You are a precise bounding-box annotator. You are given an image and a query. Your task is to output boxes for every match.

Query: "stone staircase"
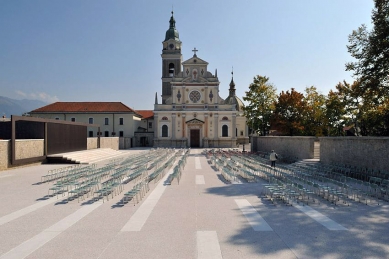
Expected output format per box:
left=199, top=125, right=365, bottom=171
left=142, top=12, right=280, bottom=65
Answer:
left=47, top=148, right=124, bottom=164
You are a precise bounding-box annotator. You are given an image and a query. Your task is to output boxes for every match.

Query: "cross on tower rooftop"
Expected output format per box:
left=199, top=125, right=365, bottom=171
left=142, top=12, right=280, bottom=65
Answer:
left=192, top=47, right=198, bottom=57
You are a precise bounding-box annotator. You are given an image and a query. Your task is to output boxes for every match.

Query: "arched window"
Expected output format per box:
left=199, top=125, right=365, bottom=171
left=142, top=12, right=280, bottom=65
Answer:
left=162, top=125, right=168, bottom=137
left=161, top=116, right=168, bottom=120
left=222, top=125, right=228, bottom=137
left=169, top=63, right=175, bottom=77
left=222, top=116, right=228, bottom=120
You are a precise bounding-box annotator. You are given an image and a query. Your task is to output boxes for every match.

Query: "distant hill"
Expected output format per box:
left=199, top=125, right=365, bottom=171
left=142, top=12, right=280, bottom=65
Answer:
left=0, top=96, right=47, bottom=117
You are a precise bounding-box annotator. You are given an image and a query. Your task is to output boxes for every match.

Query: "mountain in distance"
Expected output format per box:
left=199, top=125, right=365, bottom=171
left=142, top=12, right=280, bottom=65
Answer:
left=0, top=96, right=47, bottom=117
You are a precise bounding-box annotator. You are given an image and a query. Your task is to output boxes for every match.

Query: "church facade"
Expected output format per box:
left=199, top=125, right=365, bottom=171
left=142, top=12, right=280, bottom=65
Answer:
left=153, top=12, right=248, bottom=148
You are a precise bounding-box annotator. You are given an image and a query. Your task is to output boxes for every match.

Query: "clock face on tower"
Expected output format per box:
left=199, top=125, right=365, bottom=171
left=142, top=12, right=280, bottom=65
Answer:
left=189, top=90, right=201, bottom=103
left=169, top=43, right=175, bottom=50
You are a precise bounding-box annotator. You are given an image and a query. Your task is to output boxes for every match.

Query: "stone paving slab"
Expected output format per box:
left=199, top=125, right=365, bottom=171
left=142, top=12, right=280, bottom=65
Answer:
left=1, top=148, right=389, bottom=258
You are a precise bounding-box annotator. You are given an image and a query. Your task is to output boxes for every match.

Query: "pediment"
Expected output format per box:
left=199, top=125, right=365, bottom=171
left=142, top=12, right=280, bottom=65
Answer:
left=182, top=56, right=208, bottom=65
left=182, top=76, right=209, bottom=83
left=186, top=118, right=204, bottom=124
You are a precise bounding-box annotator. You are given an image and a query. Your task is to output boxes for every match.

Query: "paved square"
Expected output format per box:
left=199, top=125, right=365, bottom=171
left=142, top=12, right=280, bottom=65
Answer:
left=1, top=148, right=389, bottom=259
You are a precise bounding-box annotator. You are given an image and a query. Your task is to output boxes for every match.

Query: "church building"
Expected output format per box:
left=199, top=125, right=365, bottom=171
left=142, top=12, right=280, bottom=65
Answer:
left=153, top=12, right=248, bottom=148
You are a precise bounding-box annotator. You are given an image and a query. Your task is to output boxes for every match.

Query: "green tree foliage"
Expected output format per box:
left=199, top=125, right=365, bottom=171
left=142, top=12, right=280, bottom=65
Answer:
left=345, top=0, right=389, bottom=136
left=272, top=88, right=306, bottom=136
left=242, top=1, right=389, bottom=137
left=336, top=81, right=389, bottom=136
left=346, top=0, right=389, bottom=103
left=303, top=86, right=326, bottom=136
left=358, top=100, right=389, bottom=136
left=335, top=81, right=363, bottom=133
left=325, top=90, right=346, bottom=136
left=242, top=76, right=277, bottom=135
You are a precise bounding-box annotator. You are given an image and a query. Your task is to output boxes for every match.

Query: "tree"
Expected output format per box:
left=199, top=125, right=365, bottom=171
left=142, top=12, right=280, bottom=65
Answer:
left=272, top=88, right=306, bottom=136
left=346, top=0, right=389, bottom=103
left=334, top=80, right=389, bottom=136
left=358, top=101, right=389, bottom=136
left=242, top=76, right=277, bottom=135
left=325, top=90, right=346, bottom=136
left=303, top=86, right=326, bottom=136
left=335, top=81, right=363, bottom=135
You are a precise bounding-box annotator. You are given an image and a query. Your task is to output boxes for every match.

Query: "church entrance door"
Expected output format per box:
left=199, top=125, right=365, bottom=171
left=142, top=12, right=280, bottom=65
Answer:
left=140, top=137, right=146, bottom=147
left=190, top=129, right=200, bottom=147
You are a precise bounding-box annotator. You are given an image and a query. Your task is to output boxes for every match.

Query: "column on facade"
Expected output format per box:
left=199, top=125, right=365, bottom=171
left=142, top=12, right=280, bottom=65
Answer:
left=182, top=114, right=186, bottom=138
left=204, top=114, right=208, bottom=138
left=172, top=114, right=176, bottom=139
left=232, top=113, right=237, bottom=139
left=154, top=114, right=159, bottom=138
left=214, top=114, right=218, bottom=140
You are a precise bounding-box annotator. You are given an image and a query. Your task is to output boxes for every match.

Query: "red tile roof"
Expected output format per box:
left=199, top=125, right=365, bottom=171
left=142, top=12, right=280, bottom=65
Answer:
left=31, top=102, right=137, bottom=113
left=136, top=110, right=154, bottom=119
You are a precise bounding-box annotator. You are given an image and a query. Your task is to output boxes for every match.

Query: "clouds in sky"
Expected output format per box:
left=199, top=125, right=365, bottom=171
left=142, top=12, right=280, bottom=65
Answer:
left=15, top=90, right=59, bottom=103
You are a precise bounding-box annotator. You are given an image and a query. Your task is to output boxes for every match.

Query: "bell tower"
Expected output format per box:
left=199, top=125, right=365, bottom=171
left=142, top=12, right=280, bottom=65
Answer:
left=161, top=11, right=182, bottom=104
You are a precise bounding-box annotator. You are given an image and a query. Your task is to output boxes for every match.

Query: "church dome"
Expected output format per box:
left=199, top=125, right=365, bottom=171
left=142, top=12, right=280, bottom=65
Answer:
left=224, top=95, right=244, bottom=111
left=165, top=12, right=180, bottom=41
left=224, top=75, right=244, bottom=111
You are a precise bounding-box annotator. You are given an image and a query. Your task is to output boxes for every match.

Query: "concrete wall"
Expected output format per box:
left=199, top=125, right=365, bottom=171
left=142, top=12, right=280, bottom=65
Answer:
left=1, top=137, right=119, bottom=171
left=251, top=136, right=316, bottom=160
left=0, top=139, right=44, bottom=170
left=320, top=137, right=389, bottom=172
left=15, top=139, right=44, bottom=160
left=87, top=138, right=98, bottom=150
left=87, top=137, right=120, bottom=150
left=119, top=137, right=136, bottom=149
left=0, top=140, right=10, bottom=170
left=100, top=137, right=119, bottom=150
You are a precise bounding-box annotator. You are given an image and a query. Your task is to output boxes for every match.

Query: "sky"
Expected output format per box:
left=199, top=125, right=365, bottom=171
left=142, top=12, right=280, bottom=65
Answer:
left=0, top=0, right=375, bottom=110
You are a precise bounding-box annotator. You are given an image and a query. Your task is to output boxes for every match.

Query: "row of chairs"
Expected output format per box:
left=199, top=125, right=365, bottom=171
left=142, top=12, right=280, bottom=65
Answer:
left=41, top=164, right=98, bottom=183
left=47, top=150, right=149, bottom=202
left=221, top=167, right=237, bottom=182
left=48, top=164, right=104, bottom=198
left=330, top=163, right=389, bottom=182
left=205, top=150, right=239, bottom=183
left=286, top=160, right=387, bottom=205
left=92, top=151, right=167, bottom=203
left=96, top=150, right=160, bottom=205
left=121, top=149, right=181, bottom=206
left=166, top=149, right=190, bottom=185
left=208, top=149, right=386, bottom=206
left=122, top=178, right=150, bottom=205
left=223, top=153, right=342, bottom=205
left=66, top=165, right=115, bottom=202
left=208, top=150, right=304, bottom=203
left=245, top=153, right=385, bottom=206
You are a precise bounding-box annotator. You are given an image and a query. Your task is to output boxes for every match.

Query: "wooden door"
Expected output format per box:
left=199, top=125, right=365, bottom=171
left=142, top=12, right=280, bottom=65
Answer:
left=190, top=129, right=200, bottom=147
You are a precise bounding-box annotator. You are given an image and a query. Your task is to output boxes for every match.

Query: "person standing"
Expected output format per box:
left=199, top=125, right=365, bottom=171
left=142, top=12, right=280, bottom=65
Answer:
left=269, top=150, right=278, bottom=168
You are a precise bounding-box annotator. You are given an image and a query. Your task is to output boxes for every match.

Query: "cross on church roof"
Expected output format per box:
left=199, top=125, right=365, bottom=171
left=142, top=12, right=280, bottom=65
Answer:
left=192, top=47, right=198, bottom=56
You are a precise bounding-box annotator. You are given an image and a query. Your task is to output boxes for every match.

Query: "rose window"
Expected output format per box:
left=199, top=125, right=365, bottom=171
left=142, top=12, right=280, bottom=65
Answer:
left=189, top=90, right=201, bottom=103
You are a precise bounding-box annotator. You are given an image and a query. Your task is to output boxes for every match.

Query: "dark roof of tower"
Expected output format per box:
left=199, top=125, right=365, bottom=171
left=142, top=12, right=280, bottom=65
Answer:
left=224, top=73, right=244, bottom=111
left=165, top=11, right=180, bottom=41
left=229, top=76, right=236, bottom=89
